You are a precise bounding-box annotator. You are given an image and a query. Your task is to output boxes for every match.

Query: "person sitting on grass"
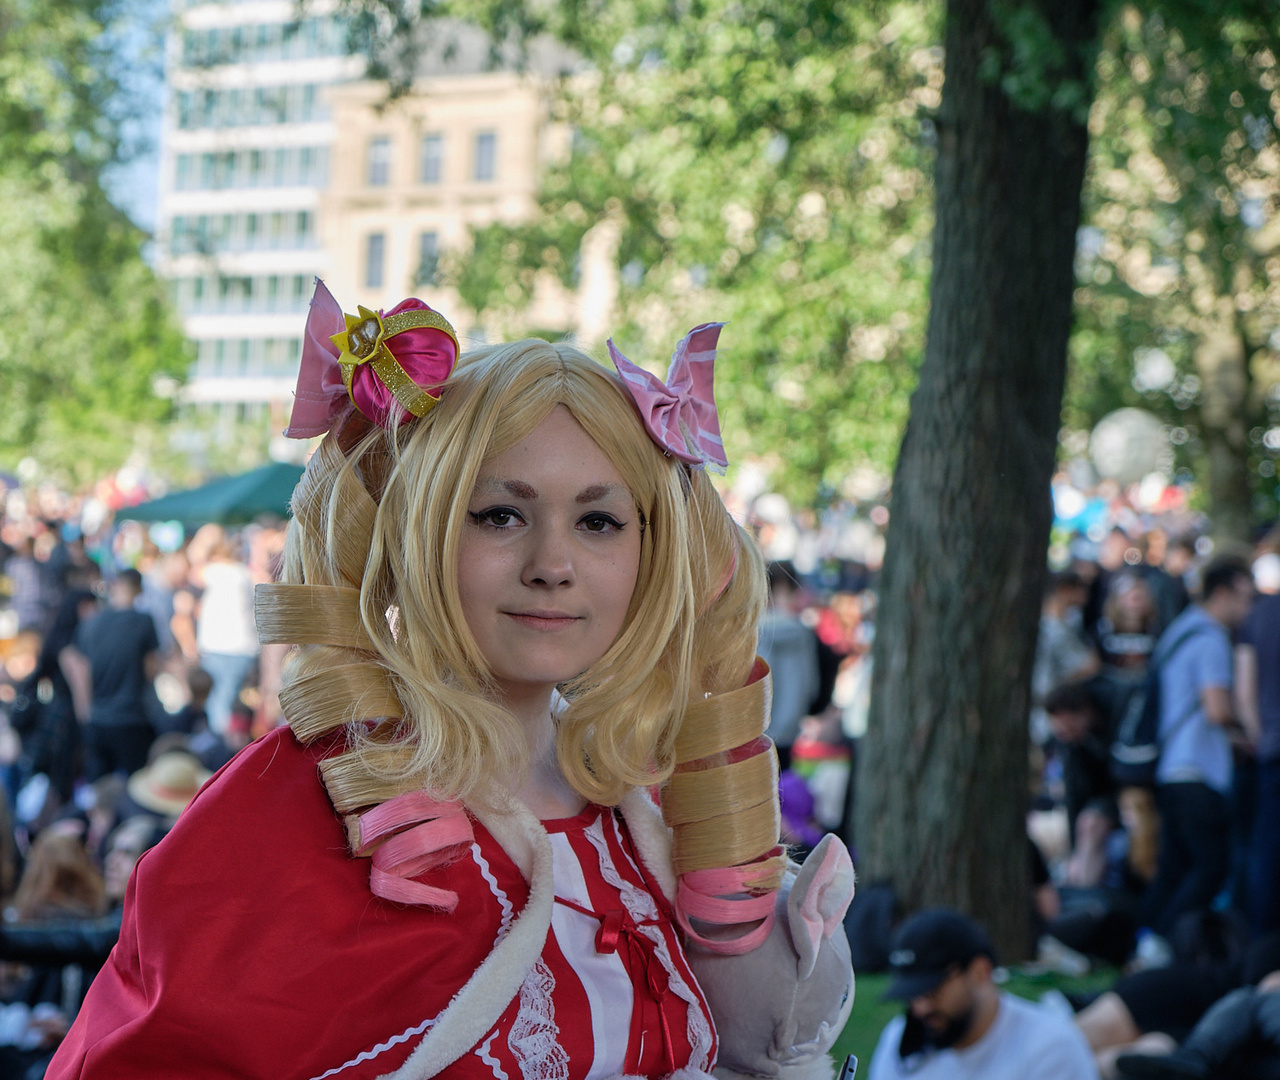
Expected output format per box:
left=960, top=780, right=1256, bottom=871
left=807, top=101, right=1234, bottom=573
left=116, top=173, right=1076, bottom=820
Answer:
left=868, top=908, right=1098, bottom=1080
left=1075, top=932, right=1280, bottom=1078
left=1115, top=966, right=1280, bottom=1078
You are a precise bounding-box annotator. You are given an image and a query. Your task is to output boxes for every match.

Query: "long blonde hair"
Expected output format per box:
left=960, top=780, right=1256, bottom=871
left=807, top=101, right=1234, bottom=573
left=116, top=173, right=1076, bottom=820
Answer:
left=668, top=470, right=780, bottom=886
left=263, top=340, right=696, bottom=812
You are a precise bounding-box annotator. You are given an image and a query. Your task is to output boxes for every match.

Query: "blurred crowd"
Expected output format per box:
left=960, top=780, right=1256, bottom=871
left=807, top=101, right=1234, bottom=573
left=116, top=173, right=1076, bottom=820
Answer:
left=748, top=474, right=1280, bottom=1078
left=0, top=486, right=286, bottom=1076
left=0, top=465, right=1278, bottom=1076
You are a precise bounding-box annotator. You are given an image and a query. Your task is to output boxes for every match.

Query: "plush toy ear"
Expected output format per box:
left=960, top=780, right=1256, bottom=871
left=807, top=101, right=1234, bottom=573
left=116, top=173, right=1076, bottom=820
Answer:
left=787, top=834, right=856, bottom=980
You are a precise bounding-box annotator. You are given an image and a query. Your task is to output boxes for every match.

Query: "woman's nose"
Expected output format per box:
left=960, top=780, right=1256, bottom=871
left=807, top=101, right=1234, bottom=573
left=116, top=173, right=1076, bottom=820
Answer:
left=522, top=523, right=574, bottom=587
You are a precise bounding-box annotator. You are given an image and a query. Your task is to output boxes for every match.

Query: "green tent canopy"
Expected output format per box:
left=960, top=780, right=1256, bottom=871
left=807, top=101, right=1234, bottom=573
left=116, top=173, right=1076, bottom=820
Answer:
left=120, top=462, right=305, bottom=526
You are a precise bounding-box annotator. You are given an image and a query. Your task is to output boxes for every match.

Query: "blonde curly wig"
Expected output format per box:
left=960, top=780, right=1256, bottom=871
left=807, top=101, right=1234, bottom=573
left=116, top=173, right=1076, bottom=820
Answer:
left=256, top=337, right=779, bottom=891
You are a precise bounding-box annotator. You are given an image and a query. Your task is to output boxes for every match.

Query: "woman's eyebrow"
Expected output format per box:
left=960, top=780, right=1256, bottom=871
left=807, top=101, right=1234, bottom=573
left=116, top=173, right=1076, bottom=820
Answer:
left=474, top=477, right=539, bottom=499
left=576, top=483, right=628, bottom=504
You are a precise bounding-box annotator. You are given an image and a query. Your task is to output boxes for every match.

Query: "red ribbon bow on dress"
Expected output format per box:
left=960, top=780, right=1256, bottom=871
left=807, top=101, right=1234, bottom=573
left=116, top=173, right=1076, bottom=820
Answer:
left=557, top=896, right=678, bottom=1074
left=607, top=323, right=729, bottom=470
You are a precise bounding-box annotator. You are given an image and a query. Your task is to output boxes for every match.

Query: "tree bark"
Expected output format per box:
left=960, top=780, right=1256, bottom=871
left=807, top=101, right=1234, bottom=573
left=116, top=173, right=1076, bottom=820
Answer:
left=854, top=0, right=1099, bottom=962
left=1193, top=310, right=1253, bottom=545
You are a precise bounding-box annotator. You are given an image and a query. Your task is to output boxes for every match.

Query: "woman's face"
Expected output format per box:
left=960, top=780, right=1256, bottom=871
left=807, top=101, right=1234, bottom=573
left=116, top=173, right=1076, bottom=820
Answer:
left=457, top=405, right=642, bottom=707
left=104, top=822, right=152, bottom=903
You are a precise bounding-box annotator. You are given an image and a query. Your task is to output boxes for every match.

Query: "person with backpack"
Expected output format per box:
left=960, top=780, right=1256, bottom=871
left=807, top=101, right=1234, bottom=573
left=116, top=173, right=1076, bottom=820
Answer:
left=1141, top=556, right=1255, bottom=947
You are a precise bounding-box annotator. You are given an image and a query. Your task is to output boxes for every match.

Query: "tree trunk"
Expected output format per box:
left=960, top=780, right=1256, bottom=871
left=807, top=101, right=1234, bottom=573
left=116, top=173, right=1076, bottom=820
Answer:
left=854, top=0, right=1099, bottom=963
left=1193, top=308, right=1253, bottom=545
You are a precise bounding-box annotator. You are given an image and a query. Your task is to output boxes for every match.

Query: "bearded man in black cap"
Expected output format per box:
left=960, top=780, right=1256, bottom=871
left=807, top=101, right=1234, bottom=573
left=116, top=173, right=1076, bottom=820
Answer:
left=867, top=908, right=1098, bottom=1080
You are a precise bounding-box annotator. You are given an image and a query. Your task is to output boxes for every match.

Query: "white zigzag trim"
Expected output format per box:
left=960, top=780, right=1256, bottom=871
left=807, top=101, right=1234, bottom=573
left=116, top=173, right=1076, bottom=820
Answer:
left=476, top=1029, right=510, bottom=1080
left=473, top=840, right=515, bottom=940
left=307, top=1015, right=439, bottom=1080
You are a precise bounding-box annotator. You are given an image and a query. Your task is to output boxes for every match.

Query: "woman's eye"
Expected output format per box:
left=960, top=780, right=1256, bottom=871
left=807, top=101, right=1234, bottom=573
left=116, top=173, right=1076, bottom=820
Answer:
left=579, top=513, right=625, bottom=533
left=469, top=507, right=523, bottom=529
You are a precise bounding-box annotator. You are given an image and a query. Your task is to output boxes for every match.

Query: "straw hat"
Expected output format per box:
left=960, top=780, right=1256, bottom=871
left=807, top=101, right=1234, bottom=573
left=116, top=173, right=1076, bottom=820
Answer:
left=127, top=751, right=213, bottom=818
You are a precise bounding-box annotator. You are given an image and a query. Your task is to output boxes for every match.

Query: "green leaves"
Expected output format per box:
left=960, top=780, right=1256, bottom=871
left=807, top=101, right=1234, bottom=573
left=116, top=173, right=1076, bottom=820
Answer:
left=1072, top=2, right=1280, bottom=523
left=0, top=0, right=189, bottom=486
left=344, top=0, right=1280, bottom=516
left=444, top=0, right=939, bottom=504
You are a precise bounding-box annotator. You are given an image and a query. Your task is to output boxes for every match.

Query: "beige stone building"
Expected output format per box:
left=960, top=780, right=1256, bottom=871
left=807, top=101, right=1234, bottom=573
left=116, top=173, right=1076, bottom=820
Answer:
left=320, top=29, right=612, bottom=345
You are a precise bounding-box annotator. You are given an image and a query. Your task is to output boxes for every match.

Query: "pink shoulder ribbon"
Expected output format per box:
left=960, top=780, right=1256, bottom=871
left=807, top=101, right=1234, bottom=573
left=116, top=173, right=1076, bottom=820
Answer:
left=353, top=790, right=474, bottom=911
left=607, top=323, right=729, bottom=470
left=675, top=847, right=784, bottom=955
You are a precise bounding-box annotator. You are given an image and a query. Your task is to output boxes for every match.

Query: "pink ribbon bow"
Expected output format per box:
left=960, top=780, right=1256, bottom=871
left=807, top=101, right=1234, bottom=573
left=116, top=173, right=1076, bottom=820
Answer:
left=607, top=323, right=729, bottom=470
left=284, top=279, right=349, bottom=438
left=284, top=278, right=458, bottom=437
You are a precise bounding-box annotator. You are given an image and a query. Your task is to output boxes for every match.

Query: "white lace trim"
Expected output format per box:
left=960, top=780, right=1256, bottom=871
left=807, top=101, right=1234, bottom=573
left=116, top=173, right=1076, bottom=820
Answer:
left=472, top=840, right=515, bottom=945
left=508, top=959, right=570, bottom=1080
left=583, top=815, right=713, bottom=1071
left=306, top=1014, right=438, bottom=1080
left=476, top=1028, right=510, bottom=1080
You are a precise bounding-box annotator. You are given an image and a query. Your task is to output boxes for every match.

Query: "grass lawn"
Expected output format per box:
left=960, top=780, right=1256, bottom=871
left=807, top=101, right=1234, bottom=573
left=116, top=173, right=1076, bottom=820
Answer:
left=828, top=965, right=1120, bottom=1074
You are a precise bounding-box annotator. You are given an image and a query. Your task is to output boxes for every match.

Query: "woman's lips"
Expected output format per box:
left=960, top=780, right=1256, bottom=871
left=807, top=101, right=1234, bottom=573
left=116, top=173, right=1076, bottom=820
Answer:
left=505, top=612, right=582, bottom=630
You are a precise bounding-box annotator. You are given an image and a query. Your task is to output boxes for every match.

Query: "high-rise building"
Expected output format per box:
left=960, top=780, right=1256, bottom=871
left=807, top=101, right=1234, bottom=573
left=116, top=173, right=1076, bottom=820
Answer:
left=157, top=8, right=595, bottom=455
left=156, top=0, right=361, bottom=446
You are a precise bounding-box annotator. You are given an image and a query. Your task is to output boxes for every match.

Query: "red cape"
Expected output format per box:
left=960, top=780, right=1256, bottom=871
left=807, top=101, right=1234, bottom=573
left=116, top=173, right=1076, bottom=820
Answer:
left=49, top=727, right=530, bottom=1079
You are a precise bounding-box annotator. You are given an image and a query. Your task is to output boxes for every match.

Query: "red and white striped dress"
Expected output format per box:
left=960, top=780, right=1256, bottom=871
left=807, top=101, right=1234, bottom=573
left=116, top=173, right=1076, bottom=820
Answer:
left=49, top=728, right=717, bottom=1080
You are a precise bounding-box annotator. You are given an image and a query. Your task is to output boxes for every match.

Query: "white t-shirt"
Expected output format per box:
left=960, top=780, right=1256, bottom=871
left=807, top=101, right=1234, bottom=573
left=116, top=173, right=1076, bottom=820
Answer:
left=195, top=560, right=259, bottom=656
left=867, top=992, right=1099, bottom=1080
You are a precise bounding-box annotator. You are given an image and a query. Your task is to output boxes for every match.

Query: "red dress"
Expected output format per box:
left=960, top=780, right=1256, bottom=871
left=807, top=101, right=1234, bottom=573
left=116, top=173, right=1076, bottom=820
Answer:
left=48, top=728, right=716, bottom=1080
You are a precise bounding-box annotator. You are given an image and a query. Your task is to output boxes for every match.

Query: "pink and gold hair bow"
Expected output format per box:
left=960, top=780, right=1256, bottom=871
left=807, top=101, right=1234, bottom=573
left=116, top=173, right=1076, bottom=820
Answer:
left=285, top=279, right=460, bottom=437
left=607, top=323, right=729, bottom=470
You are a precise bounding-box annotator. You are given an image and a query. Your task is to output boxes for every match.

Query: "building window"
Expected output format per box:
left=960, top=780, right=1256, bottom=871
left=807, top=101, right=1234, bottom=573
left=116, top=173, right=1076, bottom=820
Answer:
left=367, top=137, right=391, bottom=186
left=474, top=131, right=496, bottom=181
left=420, top=133, right=443, bottom=184
left=366, top=233, right=385, bottom=288
left=416, top=231, right=439, bottom=285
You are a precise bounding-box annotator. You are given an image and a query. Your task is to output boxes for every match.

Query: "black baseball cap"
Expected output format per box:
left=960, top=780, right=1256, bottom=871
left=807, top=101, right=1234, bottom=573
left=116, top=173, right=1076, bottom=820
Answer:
left=882, top=908, right=995, bottom=1001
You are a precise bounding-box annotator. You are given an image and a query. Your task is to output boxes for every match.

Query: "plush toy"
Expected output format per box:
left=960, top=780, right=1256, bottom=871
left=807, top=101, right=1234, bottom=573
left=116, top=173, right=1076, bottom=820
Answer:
left=688, top=834, right=857, bottom=1080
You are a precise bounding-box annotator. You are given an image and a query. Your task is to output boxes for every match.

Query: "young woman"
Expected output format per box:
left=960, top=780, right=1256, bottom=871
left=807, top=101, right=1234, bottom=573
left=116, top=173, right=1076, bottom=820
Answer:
left=47, top=284, right=787, bottom=1079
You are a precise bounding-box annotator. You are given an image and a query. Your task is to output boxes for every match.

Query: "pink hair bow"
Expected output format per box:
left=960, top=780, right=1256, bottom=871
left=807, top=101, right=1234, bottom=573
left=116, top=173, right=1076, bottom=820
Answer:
left=285, top=279, right=349, bottom=438
left=285, top=278, right=459, bottom=438
left=607, top=323, right=729, bottom=470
